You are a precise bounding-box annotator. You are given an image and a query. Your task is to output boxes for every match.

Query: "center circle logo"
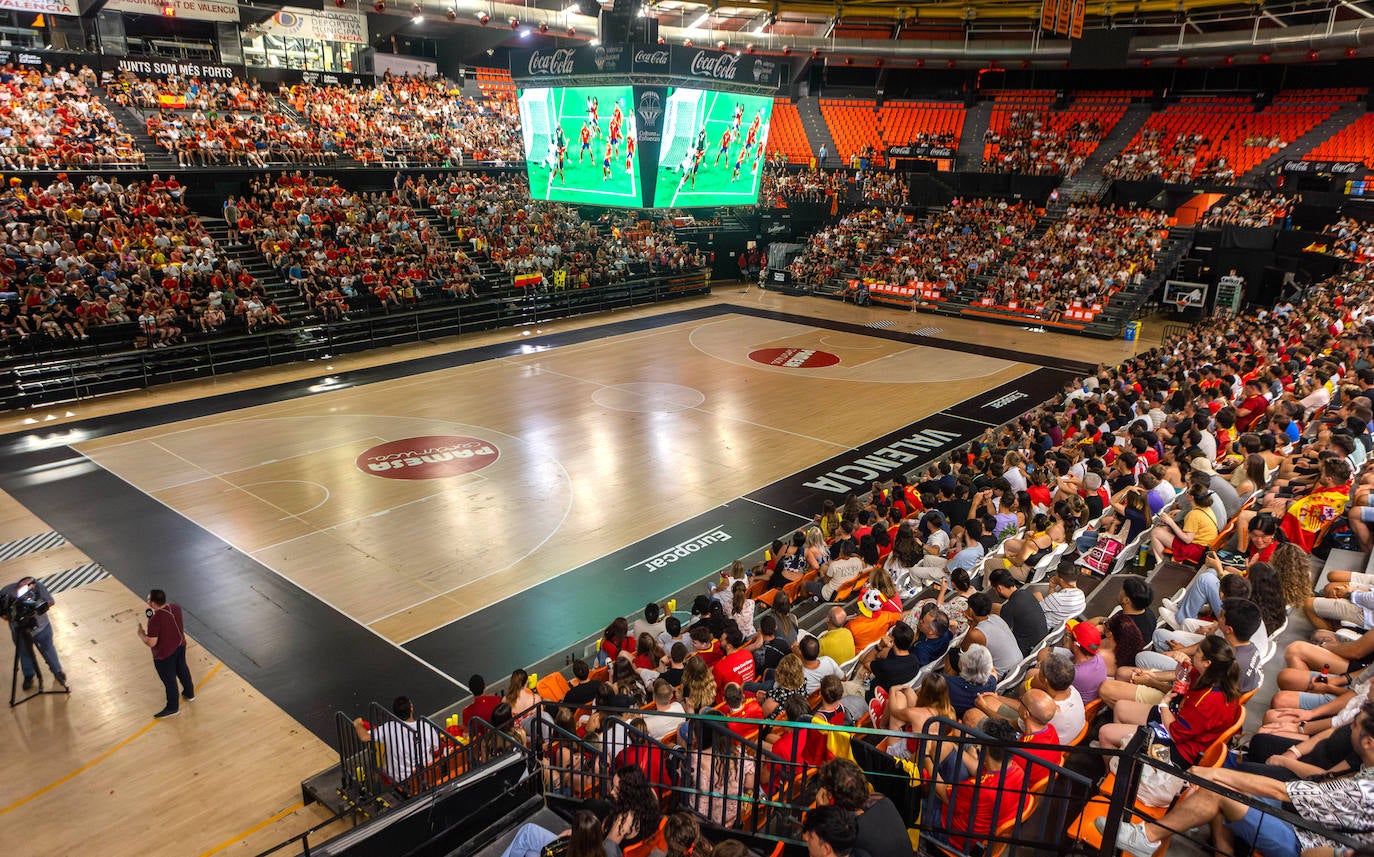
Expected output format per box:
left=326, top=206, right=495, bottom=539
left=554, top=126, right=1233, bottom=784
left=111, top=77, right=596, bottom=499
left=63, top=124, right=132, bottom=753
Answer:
left=355, top=435, right=500, bottom=480
left=747, top=347, right=841, bottom=369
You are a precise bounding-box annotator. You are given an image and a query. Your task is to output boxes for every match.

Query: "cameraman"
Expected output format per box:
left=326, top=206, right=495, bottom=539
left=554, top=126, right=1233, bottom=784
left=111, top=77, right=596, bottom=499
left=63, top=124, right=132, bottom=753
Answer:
left=1, top=575, right=66, bottom=690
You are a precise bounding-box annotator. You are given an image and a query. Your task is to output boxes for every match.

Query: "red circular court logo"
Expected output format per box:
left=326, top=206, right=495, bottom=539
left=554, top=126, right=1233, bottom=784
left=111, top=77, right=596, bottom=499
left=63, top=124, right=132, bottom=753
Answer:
left=355, top=435, right=500, bottom=480
left=748, top=347, right=841, bottom=369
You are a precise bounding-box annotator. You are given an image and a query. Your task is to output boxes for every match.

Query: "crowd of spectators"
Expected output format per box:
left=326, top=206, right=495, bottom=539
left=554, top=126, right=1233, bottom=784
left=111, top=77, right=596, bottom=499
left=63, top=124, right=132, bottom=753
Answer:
left=147, top=107, right=335, bottom=167
left=288, top=73, right=522, bottom=165
left=758, top=167, right=908, bottom=208
left=107, top=72, right=271, bottom=113
left=0, top=174, right=274, bottom=347
left=1198, top=191, right=1300, bottom=229
left=0, top=63, right=144, bottom=170
left=236, top=171, right=473, bottom=316
left=981, top=111, right=1111, bottom=177
left=785, top=199, right=1038, bottom=292
left=440, top=207, right=1374, bottom=855
left=1104, top=129, right=1237, bottom=184
left=979, top=203, right=1169, bottom=314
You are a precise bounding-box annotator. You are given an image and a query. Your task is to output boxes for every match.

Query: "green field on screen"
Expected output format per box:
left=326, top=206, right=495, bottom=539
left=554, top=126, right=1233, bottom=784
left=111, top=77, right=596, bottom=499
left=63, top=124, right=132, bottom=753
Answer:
left=651, top=88, right=773, bottom=209
left=518, top=84, right=643, bottom=207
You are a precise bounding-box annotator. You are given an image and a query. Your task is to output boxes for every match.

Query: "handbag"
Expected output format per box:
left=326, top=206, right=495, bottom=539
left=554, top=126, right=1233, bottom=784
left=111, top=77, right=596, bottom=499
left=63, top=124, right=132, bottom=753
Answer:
left=539, top=836, right=570, bottom=857
left=1079, top=534, right=1123, bottom=575
left=1109, top=730, right=1186, bottom=808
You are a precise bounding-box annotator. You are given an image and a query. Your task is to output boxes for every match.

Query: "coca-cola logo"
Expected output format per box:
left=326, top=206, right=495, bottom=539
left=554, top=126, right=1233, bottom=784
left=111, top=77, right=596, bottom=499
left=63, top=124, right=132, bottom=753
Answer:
left=688, top=51, right=741, bottom=80
left=634, top=49, right=669, bottom=65
left=528, top=49, right=576, bottom=76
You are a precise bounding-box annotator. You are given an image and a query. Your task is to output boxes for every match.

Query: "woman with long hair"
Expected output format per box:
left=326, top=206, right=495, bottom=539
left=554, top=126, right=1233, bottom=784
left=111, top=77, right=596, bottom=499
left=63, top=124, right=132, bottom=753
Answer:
left=690, top=727, right=756, bottom=828
left=885, top=671, right=955, bottom=733
left=803, top=527, right=830, bottom=576
left=726, top=580, right=755, bottom=638
left=1001, top=512, right=1056, bottom=582
left=677, top=656, right=717, bottom=748
left=884, top=522, right=923, bottom=592
left=504, top=668, right=539, bottom=720
left=1270, top=542, right=1313, bottom=609
left=1100, top=635, right=1242, bottom=766
left=612, top=657, right=649, bottom=706
left=1102, top=609, right=1146, bottom=674
left=760, top=653, right=808, bottom=717
left=1230, top=452, right=1270, bottom=498
left=816, top=499, right=841, bottom=542
left=633, top=632, right=664, bottom=671
left=866, top=564, right=900, bottom=608
left=770, top=591, right=799, bottom=644
left=1244, top=562, right=1289, bottom=636
left=857, top=533, right=881, bottom=567
left=599, top=617, right=630, bottom=666
left=657, top=812, right=716, bottom=857
left=601, top=765, right=662, bottom=849
left=499, top=808, right=614, bottom=857
left=766, top=531, right=807, bottom=590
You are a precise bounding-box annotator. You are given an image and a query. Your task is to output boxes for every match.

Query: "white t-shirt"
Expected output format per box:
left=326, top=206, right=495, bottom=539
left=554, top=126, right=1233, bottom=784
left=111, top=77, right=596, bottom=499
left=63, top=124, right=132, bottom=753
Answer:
left=1050, top=686, right=1086, bottom=740
left=372, top=719, right=442, bottom=783
left=803, top=656, right=844, bottom=693
left=639, top=701, right=686, bottom=737
left=1003, top=467, right=1028, bottom=494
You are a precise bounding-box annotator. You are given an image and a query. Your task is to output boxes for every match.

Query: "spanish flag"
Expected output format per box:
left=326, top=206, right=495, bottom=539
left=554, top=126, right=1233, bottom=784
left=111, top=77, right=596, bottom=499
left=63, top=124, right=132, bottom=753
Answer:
left=158, top=94, right=186, bottom=109
left=513, top=272, right=542, bottom=289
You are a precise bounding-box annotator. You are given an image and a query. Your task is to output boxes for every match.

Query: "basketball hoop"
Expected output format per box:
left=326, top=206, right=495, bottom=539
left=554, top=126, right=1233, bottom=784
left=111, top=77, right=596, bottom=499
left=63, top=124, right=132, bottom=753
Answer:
left=1175, top=297, right=1190, bottom=314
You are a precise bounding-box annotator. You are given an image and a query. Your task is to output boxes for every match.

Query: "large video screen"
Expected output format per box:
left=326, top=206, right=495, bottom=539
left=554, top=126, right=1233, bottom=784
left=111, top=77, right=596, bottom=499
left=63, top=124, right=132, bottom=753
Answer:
left=651, top=88, right=774, bottom=208
left=518, top=85, right=644, bottom=207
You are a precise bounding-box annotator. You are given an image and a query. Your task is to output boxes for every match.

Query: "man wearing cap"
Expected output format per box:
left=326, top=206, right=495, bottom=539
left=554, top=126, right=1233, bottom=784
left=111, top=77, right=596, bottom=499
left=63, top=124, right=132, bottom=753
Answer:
left=1062, top=620, right=1107, bottom=703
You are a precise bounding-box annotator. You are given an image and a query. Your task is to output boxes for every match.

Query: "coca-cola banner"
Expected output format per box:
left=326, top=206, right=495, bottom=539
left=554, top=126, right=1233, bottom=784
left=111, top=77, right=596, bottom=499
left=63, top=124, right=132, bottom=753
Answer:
left=669, top=46, right=783, bottom=89
left=510, top=45, right=781, bottom=89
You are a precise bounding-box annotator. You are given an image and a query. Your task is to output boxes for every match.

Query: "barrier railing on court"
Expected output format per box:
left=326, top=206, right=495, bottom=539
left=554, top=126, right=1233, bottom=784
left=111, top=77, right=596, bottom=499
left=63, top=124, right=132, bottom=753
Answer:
left=334, top=706, right=530, bottom=816
left=521, top=702, right=1369, bottom=857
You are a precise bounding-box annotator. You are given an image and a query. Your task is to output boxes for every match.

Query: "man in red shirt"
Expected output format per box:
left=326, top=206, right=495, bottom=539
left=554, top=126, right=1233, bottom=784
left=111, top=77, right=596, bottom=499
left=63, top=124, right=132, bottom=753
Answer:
left=461, top=674, right=501, bottom=730
left=712, top=627, right=756, bottom=702
left=1015, top=689, right=1062, bottom=787
left=135, top=588, right=195, bottom=718
left=689, top=624, right=723, bottom=667
left=1235, top=379, right=1271, bottom=432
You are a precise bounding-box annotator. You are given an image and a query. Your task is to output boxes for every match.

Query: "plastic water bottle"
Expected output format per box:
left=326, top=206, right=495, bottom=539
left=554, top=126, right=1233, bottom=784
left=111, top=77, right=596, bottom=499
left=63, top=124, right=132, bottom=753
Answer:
left=1169, top=661, right=1194, bottom=712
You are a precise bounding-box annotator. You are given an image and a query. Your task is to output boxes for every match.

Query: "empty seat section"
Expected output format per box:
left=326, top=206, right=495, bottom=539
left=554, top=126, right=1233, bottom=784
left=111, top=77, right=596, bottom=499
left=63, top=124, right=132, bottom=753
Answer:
left=1306, top=112, right=1374, bottom=167
left=764, top=99, right=814, bottom=164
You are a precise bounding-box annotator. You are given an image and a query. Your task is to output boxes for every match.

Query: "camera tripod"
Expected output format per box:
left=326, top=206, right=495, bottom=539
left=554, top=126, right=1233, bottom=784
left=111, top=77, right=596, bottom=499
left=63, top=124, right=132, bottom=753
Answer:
left=9, top=625, right=70, bottom=707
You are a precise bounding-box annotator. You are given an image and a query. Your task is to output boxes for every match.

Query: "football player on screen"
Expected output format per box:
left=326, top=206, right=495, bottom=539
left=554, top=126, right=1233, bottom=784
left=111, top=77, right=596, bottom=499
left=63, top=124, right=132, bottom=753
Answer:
left=579, top=122, right=592, bottom=163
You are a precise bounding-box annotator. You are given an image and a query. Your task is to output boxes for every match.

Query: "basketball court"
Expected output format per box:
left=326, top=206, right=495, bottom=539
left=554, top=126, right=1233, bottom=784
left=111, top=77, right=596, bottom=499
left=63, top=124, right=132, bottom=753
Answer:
left=0, top=293, right=1131, bottom=857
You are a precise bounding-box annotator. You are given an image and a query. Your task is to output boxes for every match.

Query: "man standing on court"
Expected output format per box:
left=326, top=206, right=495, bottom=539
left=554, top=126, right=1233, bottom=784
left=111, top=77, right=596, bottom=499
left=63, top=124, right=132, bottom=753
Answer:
left=137, top=589, right=195, bottom=718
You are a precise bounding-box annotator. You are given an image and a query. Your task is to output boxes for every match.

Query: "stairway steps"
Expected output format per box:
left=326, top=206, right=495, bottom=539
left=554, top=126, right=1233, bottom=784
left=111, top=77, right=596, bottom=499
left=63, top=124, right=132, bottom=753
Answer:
left=1242, top=102, right=1368, bottom=184
left=958, top=101, right=993, bottom=172
left=796, top=96, right=838, bottom=168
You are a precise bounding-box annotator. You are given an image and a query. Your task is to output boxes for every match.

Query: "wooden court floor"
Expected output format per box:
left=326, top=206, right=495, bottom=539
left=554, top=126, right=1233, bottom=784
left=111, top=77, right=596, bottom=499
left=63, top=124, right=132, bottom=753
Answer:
left=0, top=292, right=1149, bottom=857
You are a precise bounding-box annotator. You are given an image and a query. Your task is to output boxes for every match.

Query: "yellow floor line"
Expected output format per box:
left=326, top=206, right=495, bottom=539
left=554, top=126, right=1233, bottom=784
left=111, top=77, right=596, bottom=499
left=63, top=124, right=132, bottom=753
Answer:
left=0, top=661, right=224, bottom=816
left=194, top=801, right=306, bottom=857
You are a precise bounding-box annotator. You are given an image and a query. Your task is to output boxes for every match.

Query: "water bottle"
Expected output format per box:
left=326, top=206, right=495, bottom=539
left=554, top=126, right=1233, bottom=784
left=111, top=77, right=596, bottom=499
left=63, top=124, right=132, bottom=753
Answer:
left=1136, top=540, right=1149, bottom=569
left=1169, top=661, right=1193, bottom=713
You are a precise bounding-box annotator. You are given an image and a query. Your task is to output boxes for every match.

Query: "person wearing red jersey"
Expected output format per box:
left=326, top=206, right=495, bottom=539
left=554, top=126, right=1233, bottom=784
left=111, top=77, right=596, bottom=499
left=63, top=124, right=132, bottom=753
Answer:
left=714, top=127, right=733, bottom=165
left=711, top=627, right=756, bottom=703
left=602, top=141, right=614, bottom=180
left=624, top=134, right=636, bottom=174
left=578, top=122, right=592, bottom=162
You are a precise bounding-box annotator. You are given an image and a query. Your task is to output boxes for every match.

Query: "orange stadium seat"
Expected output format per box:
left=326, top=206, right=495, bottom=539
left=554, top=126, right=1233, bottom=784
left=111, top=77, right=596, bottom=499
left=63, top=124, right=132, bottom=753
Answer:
left=765, top=99, right=815, bottom=164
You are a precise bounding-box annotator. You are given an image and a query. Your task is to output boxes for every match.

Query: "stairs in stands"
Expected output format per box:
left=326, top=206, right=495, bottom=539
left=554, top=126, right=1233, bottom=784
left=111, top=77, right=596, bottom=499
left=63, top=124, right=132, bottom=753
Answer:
left=411, top=206, right=509, bottom=294
left=1047, top=103, right=1153, bottom=212
left=1242, top=101, right=1367, bottom=185
left=795, top=96, right=838, bottom=168
left=199, top=217, right=312, bottom=322
left=956, top=100, right=993, bottom=171
left=99, top=95, right=178, bottom=171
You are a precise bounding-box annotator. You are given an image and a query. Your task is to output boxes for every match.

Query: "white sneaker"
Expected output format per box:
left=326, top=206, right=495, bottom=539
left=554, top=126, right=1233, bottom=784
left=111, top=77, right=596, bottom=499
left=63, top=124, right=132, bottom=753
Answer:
left=1093, top=818, right=1161, bottom=857
left=1161, top=596, right=1178, bottom=612
left=1158, top=607, right=1178, bottom=630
